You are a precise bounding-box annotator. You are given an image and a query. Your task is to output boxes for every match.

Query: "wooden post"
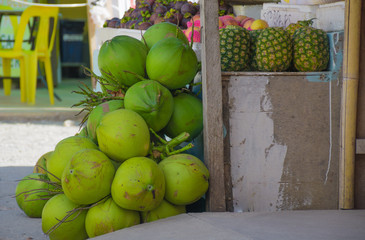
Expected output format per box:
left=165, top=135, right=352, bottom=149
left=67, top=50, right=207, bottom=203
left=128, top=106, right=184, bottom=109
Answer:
left=339, top=0, right=362, bottom=209
left=200, top=0, right=226, bottom=212
left=86, top=4, right=97, bottom=89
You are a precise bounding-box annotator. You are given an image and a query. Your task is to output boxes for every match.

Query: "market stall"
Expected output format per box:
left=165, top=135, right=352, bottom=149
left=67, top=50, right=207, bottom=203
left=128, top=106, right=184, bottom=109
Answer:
left=13, top=0, right=365, bottom=239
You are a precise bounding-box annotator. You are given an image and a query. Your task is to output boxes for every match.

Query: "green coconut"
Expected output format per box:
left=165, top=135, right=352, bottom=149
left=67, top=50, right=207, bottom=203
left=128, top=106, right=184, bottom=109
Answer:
left=163, top=93, right=203, bottom=141
left=141, top=199, right=186, bottom=223
left=33, top=151, right=53, bottom=174
left=142, top=22, right=189, bottom=50
left=124, top=80, right=174, bottom=132
left=85, top=197, right=140, bottom=238
left=61, top=149, right=115, bottom=205
left=146, top=37, right=198, bottom=90
left=76, top=126, right=88, bottom=138
left=159, top=154, right=209, bottom=205
left=111, top=157, right=165, bottom=211
left=42, top=194, right=88, bottom=240
left=87, top=100, right=124, bottom=143
left=15, top=173, right=54, bottom=218
left=98, top=35, right=148, bottom=88
left=46, top=136, right=99, bottom=182
left=96, top=109, right=150, bottom=162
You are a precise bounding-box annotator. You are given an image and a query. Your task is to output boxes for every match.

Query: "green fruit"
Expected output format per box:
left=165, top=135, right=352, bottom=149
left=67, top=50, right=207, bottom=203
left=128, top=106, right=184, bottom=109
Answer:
left=249, top=29, right=263, bottom=71
left=15, top=173, right=53, bottom=218
left=76, top=127, right=88, bottom=137
left=98, top=35, right=148, bottom=88
left=124, top=80, right=174, bottom=132
left=293, top=26, right=329, bottom=72
left=85, top=197, right=140, bottom=238
left=286, top=18, right=315, bottom=37
left=219, top=25, right=250, bottom=71
left=159, top=154, right=209, bottom=205
left=62, top=149, right=115, bottom=205
left=142, top=22, right=189, bottom=50
left=87, top=100, right=124, bottom=143
left=46, top=136, right=98, bottom=182
left=163, top=93, right=203, bottom=141
left=146, top=37, right=198, bottom=90
left=256, top=27, right=292, bottom=72
left=96, top=109, right=150, bottom=162
left=111, top=157, right=165, bottom=211
left=141, top=199, right=186, bottom=223
left=42, top=194, right=88, bottom=240
left=33, top=151, right=53, bottom=174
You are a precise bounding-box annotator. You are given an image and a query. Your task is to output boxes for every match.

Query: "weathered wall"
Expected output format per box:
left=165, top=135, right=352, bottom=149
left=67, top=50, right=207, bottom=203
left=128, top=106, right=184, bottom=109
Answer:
left=224, top=32, right=343, bottom=212
left=225, top=73, right=342, bottom=212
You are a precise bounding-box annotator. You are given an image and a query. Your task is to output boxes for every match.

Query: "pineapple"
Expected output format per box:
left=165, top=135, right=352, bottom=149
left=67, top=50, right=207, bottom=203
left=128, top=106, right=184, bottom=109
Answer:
left=249, top=29, right=262, bottom=71
left=286, top=18, right=315, bottom=37
left=219, top=25, right=250, bottom=72
left=256, top=27, right=292, bottom=72
left=292, top=26, right=329, bottom=72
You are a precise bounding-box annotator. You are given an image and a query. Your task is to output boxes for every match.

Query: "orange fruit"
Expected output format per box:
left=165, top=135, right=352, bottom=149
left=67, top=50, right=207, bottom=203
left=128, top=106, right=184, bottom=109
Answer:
left=250, top=19, right=269, bottom=30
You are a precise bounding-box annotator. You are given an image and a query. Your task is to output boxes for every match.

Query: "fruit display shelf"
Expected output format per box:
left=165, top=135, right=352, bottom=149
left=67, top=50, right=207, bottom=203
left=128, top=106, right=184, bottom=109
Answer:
left=220, top=30, right=343, bottom=212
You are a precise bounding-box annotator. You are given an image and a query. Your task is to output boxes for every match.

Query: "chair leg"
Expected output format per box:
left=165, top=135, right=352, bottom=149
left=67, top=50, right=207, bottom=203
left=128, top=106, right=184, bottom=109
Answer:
left=24, top=53, right=38, bottom=105
left=19, top=58, right=27, bottom=103
left=43, top=58, right=54, bottom=105
left=2, top=59, right=12, bottom=96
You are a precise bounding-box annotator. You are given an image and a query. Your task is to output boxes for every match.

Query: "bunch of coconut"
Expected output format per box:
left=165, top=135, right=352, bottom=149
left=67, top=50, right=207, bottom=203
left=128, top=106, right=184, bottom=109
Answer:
left=15, top=22, right=209, bottom=239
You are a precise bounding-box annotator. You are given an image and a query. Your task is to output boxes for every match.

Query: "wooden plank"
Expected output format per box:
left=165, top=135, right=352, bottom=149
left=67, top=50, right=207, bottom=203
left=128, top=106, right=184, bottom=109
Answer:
left=200, top=0, right=226, bottom=212
left=222, top=80, right=234, bottom=212
left=355, top=1, right=365, bottom=208
left=356, top=139, right=365, bottom=154
left=355, top=156, right=365, bottom=208
left=86, top=5, right=97, bottom=89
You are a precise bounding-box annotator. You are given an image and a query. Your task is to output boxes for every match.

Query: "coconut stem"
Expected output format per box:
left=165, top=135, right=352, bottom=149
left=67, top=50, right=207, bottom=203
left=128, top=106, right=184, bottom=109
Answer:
left=71, top=79, right=125, bottom=127
left=168, top=143, right=194, bottom=155
left=46, top=195, right=110, bottom=235
left=122, top=70, right=149, bottom=82
left=149, top=129, right=193, bottom=162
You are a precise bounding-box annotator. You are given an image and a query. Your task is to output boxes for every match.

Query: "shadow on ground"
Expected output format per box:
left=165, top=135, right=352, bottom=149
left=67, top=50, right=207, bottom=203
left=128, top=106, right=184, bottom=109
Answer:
left=0, top=166, right=47, bottom=240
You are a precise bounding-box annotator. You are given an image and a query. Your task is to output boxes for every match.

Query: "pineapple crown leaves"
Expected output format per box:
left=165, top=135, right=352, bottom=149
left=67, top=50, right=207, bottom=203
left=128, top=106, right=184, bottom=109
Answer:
left=298, top=18, right=316, bottom=27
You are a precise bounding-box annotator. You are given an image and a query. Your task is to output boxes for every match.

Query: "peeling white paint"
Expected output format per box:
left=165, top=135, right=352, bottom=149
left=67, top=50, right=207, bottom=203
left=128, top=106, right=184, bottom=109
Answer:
left=229, top=76, right=287, bottom=212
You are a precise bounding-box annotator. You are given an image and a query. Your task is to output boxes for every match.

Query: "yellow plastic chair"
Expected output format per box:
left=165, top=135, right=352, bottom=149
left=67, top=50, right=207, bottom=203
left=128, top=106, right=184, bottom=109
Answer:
left=0, top=5, right=19, bottom=42
left=0, top=5, right=19, bottom=95
left=0, top=6, right=59, bottom=104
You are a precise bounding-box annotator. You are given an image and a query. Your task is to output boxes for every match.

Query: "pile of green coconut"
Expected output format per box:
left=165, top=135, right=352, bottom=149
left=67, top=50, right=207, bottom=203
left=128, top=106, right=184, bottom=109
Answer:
left=15, top=22, right=208, bottom=239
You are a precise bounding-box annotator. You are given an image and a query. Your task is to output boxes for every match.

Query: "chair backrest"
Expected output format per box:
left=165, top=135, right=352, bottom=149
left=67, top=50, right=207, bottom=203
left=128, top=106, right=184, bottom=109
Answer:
left=0, top=5, right=19, bottom=48
left=13, top=6, right=59, bottom=56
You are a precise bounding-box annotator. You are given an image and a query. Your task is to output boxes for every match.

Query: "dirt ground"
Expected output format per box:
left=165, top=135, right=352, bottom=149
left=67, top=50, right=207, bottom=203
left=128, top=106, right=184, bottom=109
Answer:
left=0, top=121, right=80, bottom=167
